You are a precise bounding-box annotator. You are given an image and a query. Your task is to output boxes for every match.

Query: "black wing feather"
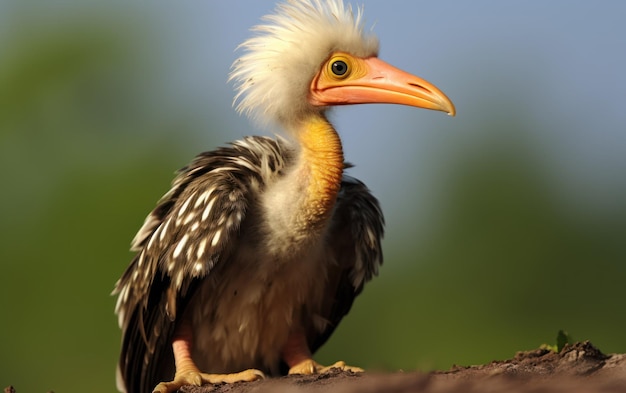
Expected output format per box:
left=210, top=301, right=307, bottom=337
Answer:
left=114, top=136, right=287, bottom=393
left=310, top=175, right=384, bottom=354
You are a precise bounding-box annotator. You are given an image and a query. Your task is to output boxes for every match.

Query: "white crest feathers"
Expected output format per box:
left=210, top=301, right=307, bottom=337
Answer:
left=229, top=0, right=379, bottom=127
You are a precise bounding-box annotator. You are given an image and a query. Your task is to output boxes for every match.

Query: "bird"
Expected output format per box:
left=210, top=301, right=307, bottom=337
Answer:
left=113, top=1, right=455, bottom=392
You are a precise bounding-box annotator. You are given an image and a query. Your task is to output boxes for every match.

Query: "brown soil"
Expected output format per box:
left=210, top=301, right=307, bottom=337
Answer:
left=5, top=341, right=626, bottom=393
left=179, top=341, right=626, bottom=393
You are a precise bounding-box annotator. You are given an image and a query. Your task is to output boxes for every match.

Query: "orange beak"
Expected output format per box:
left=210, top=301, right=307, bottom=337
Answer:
left=309, top=55, right=455, bottom=116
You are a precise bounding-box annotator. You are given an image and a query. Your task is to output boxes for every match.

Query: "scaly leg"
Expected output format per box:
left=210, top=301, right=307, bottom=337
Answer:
left=153, top=320, right=265, bottom=393
left=281, top=329, right=363, bottom=375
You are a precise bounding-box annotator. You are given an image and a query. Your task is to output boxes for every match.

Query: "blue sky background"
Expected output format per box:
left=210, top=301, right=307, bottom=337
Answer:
left=131, top=1, right=626, bottom=244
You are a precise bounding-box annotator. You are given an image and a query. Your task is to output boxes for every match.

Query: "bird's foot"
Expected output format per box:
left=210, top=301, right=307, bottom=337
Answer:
left=288, top=359, right=363, bottom=375
left=153, top=368, right=265, bottom=393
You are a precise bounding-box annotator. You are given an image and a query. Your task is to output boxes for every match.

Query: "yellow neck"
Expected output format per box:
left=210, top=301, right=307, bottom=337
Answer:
left=296, top=114, right=344, bottom=227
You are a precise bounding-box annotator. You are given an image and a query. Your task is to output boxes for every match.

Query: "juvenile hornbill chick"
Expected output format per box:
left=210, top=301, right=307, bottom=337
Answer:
left=114, top=1, right=455, bottom=392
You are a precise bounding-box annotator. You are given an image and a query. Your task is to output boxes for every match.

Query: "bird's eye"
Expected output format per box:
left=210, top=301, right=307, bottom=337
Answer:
left=331, top=60, right=348, bottom=76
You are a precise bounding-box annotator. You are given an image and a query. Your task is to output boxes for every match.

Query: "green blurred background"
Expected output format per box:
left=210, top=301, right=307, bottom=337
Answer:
left=1, top=1, right=625, bottom=392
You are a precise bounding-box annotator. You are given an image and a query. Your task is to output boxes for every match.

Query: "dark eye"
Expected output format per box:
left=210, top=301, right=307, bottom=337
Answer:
left=331, top=60, right=348, bottom=76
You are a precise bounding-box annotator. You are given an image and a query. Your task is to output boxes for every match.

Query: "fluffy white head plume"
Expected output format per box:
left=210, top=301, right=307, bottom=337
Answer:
left=229, top=0, right=379, bottom=127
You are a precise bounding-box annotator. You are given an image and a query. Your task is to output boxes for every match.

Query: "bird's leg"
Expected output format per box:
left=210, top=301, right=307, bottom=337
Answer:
left=153, top=320, right=265, bottom=393
left=281, top=329, right=363, bottom=375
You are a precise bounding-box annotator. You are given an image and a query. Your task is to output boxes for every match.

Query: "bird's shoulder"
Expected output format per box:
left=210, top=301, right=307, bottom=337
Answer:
left=133, top=135, right=292, bottom=253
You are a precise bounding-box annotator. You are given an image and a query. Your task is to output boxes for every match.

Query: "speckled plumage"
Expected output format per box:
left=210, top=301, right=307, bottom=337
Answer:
left=114, top=135, right=384, bottom=392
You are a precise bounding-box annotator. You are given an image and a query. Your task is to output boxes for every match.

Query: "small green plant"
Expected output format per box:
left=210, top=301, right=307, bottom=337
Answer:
left=541, top=330, right=574, bottom=352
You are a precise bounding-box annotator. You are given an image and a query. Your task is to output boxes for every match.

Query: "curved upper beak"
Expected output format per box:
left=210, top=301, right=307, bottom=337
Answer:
left=310, top=57, right=455, bottom=116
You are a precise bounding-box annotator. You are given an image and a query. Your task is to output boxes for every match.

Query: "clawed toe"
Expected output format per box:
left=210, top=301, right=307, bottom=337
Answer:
left=153, top=369, right=265, bottom=393
left=288, top=359, right=363, bottom=375
left=205, top=368, right=265, bottom=384
left=320, top=360, right=363, bottom=373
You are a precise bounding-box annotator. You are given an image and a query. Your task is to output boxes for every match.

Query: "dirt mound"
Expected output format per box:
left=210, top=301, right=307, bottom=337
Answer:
left=5, top=342, right=626, bottom=393
left=181, top=342, right=626, bottom=393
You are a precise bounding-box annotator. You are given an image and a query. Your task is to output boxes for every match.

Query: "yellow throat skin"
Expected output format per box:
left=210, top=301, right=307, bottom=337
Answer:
left=296, top=114, right=345, bottom=227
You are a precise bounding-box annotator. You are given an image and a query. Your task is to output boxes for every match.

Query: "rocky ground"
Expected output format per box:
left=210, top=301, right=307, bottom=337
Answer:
left=5, top=341, right=626, bottom=393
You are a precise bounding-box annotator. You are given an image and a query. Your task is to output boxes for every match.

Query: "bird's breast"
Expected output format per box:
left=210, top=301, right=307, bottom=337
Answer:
left=189, top=232, right=331, bottom=374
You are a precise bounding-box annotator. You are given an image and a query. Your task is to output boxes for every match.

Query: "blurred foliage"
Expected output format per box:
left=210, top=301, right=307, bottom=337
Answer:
left=1, top=2, right=625, bottom=393
left=318, top=120, right=626, bottom=370
left=0, top=4, right=206, bottom=393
